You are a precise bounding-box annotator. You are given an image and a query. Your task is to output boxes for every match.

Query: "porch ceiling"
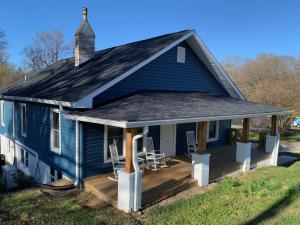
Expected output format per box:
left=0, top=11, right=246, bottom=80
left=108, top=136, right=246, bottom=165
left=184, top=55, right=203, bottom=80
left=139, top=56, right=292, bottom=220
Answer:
left=66, top=92, right=292, bottom=128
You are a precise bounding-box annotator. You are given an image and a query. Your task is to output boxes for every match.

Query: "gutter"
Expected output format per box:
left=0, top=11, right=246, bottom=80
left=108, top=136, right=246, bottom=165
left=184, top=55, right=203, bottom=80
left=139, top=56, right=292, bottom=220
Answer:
left=132, top=126, right=148, bottom=212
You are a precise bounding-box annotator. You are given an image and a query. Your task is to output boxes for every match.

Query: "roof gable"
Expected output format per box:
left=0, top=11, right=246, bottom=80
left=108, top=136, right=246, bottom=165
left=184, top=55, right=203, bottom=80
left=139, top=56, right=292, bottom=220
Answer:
left=93, top=41, right=229, bottom=105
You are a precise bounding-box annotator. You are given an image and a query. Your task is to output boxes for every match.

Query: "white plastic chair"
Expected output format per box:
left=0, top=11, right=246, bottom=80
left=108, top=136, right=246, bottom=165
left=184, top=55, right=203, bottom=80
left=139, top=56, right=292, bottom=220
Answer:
left=109, top=143, right=124, bottom=180
left=146, top=137, right=167, bottom=171
left=186, top=130, right=198, bottom=157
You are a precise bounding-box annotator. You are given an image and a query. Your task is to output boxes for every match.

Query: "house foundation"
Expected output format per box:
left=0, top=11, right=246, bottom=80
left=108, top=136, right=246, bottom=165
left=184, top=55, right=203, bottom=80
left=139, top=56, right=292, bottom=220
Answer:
left=191, top=153, right=211, bottom=187
left=117, top=169, right=142, bottom=213
left=265, top=134, right=279, bottom=166
left=236, top=142, right=251, bottom=172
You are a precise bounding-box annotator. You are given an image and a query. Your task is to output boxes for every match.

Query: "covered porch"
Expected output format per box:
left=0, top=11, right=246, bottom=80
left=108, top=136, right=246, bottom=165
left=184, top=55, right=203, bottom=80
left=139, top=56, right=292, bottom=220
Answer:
left=83, top=145, right=271, bottom=209
left=67, top=92, right=291, bottom=212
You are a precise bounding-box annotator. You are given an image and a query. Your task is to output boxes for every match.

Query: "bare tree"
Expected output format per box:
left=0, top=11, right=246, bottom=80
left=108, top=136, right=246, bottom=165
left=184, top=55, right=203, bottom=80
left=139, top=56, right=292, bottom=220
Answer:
left=0, top=30, right=8, bottom=64
left=0, top=64, right=24, bottom=87
left=223, top=53, right=300, bottom=132
left=23, top=30, right=71, bottom=72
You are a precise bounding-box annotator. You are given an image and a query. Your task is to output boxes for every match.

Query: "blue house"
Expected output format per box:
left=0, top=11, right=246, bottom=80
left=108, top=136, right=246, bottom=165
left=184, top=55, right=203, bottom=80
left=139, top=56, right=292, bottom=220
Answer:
left=0, top=7, right=290, bottom=212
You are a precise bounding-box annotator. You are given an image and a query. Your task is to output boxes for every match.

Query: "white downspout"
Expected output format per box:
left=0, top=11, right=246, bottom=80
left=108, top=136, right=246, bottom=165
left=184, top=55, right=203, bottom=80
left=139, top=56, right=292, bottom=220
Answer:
left=12, top=101, right=15, bottom=140
left=75, top=120, right=80, bottom=186
left=132, top=126, right=148, bottom=212
left=12, top=100, right=16, bottom=166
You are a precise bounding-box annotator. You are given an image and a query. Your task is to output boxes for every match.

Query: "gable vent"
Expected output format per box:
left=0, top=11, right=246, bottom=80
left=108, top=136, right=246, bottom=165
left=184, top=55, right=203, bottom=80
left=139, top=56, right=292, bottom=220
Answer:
left=177, top=46, right=186, bottom=63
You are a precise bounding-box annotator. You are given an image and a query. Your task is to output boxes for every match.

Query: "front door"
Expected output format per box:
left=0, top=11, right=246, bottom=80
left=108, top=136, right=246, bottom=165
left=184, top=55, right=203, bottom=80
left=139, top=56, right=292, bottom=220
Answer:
left=160, top=125, right=176, bottom=156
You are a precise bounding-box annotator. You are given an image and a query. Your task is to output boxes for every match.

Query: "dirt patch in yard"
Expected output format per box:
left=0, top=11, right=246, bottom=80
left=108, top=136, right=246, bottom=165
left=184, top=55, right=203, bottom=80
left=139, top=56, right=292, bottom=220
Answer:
left=40, top=185, right=110, bottom=209
left=76, top=191, right=110, bottom=209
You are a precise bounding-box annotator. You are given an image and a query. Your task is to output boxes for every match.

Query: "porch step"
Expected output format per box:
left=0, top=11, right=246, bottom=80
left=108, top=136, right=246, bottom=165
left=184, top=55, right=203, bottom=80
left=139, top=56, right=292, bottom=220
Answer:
left=84, top=175, right=118, bottom=207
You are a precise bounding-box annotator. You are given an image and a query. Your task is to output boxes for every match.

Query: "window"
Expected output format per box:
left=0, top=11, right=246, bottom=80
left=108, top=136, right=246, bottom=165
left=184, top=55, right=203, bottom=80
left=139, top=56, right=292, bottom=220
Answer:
left=21, top=148, right=29, bottom=167
left=0, top=100, right=5, bottom=126
left=177, top=46, right=186, bottom=63
left=207, top=121, right=219, bottom=142
left=50, top=167, right=62, bottom=182
left=21, top=103, right=27, bottom=137
left=104, top=126, right=146, bottom=162
left=51, top=109, right=61, bottom=154
left=104, top=126, right=125, bottom=161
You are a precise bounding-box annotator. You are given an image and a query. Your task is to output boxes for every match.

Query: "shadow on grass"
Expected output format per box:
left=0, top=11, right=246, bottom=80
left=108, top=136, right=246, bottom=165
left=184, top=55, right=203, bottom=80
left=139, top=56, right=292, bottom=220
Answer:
left=243, top=184, right=300, bottom=225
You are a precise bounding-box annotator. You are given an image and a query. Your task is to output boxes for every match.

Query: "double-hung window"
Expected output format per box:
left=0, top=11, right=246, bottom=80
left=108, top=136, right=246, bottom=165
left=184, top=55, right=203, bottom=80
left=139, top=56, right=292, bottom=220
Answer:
left=207, top=121, right=219, bottom=142
left=104, top=126, right=125, bottom=162
left=51, top=109, right=61, bottom=154
left=1, top=100, right=5, bottom=126
left=104, top=126, right=146, bottom=162
left=21, top=103, right=27, bottom=137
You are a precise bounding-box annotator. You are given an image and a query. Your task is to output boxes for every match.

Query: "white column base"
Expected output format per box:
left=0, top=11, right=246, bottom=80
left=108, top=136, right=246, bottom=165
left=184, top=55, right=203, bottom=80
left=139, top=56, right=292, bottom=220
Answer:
left=191, top=153, right=211, bottom=187
left=236, top=142, right=252, bottom=172
left=265, top=134, right=280, bottom=166
left=117, top=169, right=142, bottom=213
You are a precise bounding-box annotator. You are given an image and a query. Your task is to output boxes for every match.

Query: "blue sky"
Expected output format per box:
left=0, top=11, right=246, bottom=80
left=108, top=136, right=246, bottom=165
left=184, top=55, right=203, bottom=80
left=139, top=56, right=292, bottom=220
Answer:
left=1, top=0, right=300, bottom=66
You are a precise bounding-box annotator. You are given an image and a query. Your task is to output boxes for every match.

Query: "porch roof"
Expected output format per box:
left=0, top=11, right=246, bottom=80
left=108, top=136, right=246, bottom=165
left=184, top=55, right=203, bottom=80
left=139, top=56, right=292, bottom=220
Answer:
left=66, top=92, right=292, bottom=128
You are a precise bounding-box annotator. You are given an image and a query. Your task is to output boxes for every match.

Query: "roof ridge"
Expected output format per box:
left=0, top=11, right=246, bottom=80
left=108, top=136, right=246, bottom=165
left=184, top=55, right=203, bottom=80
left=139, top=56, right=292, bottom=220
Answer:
left=94, top=29, right=191, bottom=54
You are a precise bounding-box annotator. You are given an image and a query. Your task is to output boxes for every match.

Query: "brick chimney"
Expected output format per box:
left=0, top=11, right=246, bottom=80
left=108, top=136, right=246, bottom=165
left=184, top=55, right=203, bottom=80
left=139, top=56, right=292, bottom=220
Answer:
left=75, top=7, right=95, bottom=66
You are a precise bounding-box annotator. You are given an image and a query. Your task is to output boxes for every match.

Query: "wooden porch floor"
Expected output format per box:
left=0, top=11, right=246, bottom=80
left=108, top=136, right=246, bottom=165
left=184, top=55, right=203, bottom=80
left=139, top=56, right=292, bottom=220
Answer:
left=84, top=146, right=271, bottom=208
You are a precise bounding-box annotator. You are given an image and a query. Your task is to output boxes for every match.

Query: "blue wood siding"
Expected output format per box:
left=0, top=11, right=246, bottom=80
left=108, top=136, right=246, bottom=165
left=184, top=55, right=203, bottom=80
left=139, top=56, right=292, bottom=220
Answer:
left=82, top=122, right=111, bottom=178
left=176, top=120, right=231, bottom=155
left=93, top=41, right=228, bottom=105
left=14, top=102, right=76, bottom=180
left=176, top=123, right=196, bottom=155
left=0, top=101, right=13, bottom=139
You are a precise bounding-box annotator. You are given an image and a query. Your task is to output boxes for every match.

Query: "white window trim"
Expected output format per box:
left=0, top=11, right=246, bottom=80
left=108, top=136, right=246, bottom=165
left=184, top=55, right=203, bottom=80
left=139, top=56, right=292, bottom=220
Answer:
left=50, top=108, right=61, bottom=155
left=20, top=103, right=27, bottom=137
left=104, top=126, right=146, bottom=163
left=206, top=121, right=219, bottom=142
left=1, top=100, right=5, bottom=127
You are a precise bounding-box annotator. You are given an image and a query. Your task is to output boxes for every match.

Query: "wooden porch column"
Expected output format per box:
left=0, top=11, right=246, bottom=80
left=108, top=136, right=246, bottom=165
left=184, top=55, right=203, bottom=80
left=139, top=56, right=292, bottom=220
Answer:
left=270, top=115, right=278, bottom=136
left=241, top=118, right=250, bottom=143
left=124, top=128, right=137, bottom=173
left=197, top=122, right=207, bottom=153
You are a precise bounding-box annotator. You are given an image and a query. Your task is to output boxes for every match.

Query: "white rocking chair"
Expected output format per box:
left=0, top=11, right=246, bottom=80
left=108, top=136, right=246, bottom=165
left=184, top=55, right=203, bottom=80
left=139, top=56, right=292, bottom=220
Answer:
left=146, top=137, right=167, bottom=171
left=186, top=130, right=198, bottom=157
left=109, top=143, right=124, bottom=181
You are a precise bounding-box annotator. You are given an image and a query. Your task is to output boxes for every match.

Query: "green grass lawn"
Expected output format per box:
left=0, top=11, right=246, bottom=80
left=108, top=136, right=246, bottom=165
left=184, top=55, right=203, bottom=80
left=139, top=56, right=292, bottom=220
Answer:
left=0, top=187, right=137, bottom=225
left=1, top=162, right=300, bottom=225
left=145, top=162, right=300, bottom=225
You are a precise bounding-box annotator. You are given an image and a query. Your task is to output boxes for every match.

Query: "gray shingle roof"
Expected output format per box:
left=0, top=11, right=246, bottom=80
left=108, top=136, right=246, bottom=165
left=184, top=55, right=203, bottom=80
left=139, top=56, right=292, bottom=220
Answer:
left=68, top=92, right=290, bottom=126
left=0, top=30, right=191, bottom=103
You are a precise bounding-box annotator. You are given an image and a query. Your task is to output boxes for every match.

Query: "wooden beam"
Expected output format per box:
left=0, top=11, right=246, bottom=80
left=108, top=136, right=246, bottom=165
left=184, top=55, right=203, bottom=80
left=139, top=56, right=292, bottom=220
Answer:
left=270, top=115, right=278, bottom=136
left=197, top=122, right=207, bottom=153
left=241, top=118, right=250, bottom=143
left=124, top=128, right=137, bottom=173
